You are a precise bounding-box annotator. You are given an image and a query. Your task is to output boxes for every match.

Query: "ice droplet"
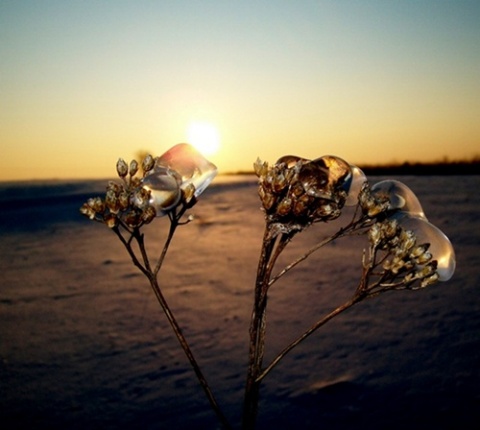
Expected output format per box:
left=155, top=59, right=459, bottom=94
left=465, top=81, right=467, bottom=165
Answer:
left=345, top=165, right=367, bottom=206
left=396, top=214, right=456, bottom=281
left=316, top=156, right=351, bottom=188
left=371, top=180, right=426, bottom=219
left=141, top=166, right=182, bottom=215
left=156, top=143, right=218, bottom=197
left=300, top=156, right=351, bottom=199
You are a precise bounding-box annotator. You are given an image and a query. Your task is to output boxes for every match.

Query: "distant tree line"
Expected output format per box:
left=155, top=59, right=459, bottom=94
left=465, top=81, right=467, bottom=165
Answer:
left=361, top=158, right=480, bottom=176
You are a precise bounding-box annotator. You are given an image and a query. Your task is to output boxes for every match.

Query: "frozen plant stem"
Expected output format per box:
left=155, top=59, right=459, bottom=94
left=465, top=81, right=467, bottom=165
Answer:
left=243, top=226, right=292, bottom=430
left=242, top=211, right=373, bottom=429
left=82, top=149, right=455, bottom=429
left=113, top=211, right=232, bottom=430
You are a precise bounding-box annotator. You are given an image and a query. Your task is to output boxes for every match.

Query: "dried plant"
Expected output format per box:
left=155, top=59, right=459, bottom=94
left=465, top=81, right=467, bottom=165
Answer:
left=81, top=144, right=455, bottom=430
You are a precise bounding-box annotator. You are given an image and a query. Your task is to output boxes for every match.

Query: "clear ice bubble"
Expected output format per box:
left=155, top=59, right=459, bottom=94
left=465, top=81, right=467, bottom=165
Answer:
left=155, top=143, right=218, bottom=197
left=276, top=155, right=308, bottom=168
left=298, top=160, right=330, bottom=198
left=141, top=166, right=182, bottom=215
left=316, top=156, right=352, bottom=187
left=345, top=165, right=367, bottom=206
left=396, top=214, right=456, bottom=281
left=300, top=155, right=351, bottom=199
left=371, top=180, right=426, bottom=219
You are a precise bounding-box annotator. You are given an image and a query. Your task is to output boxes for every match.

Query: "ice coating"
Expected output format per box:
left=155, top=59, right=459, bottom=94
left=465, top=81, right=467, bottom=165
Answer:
left=141, top=166, right=182, bottom=215
left=155, top=143, right=218, bottom=197
left=371, top=180, right=426, bottom=219
left=302, top=155, right=351, bottom=200
left=345, top=165, right=367, bottom=206
left=275, top=155, right=308, bottom=168
left=396, top=214, right=456, bottom=281
left=139, top=143, right=217, bottom=217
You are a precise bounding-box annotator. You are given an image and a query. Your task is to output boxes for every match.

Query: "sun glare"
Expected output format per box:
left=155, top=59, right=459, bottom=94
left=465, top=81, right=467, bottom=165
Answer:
left=187, top=121, right=221, bottom=156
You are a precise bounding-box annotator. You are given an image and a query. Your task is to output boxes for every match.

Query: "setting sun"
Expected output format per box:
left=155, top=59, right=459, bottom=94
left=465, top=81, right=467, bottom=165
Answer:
left=187, top=121, right=221, bottom=156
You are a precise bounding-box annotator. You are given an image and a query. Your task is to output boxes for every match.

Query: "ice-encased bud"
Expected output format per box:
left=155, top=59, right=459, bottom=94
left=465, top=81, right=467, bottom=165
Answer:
left=303, top=155, right=351, bottom=200
left=345, top=165, right=367, bottom=206
left=155, top=143, right=217, bottom=197
left=276, top=155, right=308, bottom=168
left=396, top=214, right=455, bottom=281
left=371, top=180, right=426, bottom=219
left=141, top=166, right=182, bottom=215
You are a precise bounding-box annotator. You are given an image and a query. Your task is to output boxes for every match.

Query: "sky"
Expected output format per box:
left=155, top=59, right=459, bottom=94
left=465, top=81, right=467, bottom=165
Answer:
left=1, top=0, right=479, bottom=181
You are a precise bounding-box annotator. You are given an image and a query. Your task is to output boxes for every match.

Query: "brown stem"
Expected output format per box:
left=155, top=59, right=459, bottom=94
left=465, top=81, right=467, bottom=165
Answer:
left=115, top=211, right=232, bottom=430
left=269, top=216, right=371, bottom=287
left=242, top=228, right=290, bottom=430
left=148, top=276, right=232, bottom=430
left=113, top=226, right=149, bottom=277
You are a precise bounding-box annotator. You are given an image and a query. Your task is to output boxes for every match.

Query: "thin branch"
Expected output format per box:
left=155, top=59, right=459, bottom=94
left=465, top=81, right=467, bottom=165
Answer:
left=257, top=294, right=361, bottom=383
left=148, top=277, right=232, bottom=430
left=268, top=212, right=374, bottom=288
left=112, top=227, right=149, bottom=276
left=153, top=204, right=187, bottom=275
left=133, top=229, right=153, bottom=273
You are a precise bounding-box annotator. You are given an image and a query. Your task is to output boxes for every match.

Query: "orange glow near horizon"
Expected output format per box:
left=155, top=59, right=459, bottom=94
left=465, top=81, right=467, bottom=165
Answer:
left=1, top=1, right=479, bottom=181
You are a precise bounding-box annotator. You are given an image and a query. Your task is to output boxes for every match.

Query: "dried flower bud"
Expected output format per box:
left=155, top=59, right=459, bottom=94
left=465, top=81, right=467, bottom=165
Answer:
left=142, top=154, right=154, bottom=173
left=118, top=191, right=129, bottom=210
left=359, top=183, right=390, bottom=217
left=132, top=188, right=151, bottom=209
left=255, top=155, right=352, bottom=234
left=124, top=210, right=141, bottom=227
left=368, top=223, right=382, bottom=247
left=105, top=189, right=120, bottom=213
left=277, top=197, right=292, bottom=216
left=116, top=158, right=128, bottom=178
left=104, top=214, right=118, bottom=228
left=383, top=219, right=399, bottom=240
left=107, top=181, right=122, bottom=194
left=420, top=272, right=439, bottom=288
left=88, top=197, right=105, bottom=213
left=129, top=159, right=139, bottom=177
left=141, top=206, right=156, bottom=223
left=80, top=203, right=96, bottom=220
left=254, top=158, right=269, bottom=177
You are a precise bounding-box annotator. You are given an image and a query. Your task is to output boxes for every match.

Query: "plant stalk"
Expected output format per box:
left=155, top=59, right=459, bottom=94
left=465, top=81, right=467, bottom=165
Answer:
left=117, top=214, right=232, bottom=430
left=149, top=276, right=232, bottom=430
left=242, top=227, right=289, bottom=430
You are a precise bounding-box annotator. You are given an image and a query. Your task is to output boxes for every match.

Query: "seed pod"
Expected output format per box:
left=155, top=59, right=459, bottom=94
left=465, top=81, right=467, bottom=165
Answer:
left=129, top=159, right=139, bottom=177
left=105, top=189, right=120, bottom=213
left=104, top=214, right=118, bottom=228
left=142, top=154, right=154, bottom=173
left=276, top=197, right=292, bottom=216
left=116, top=158, right=128, bottom=178
left=141, top=206, right=156, bottom=223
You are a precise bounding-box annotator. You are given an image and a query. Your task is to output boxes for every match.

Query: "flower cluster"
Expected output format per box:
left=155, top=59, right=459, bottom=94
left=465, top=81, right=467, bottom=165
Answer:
left=254, top=155, right=359, bottom=234
left=254, top=153, right=455, bottom=290
left=358, top=182, right=390, bottom=218
left=80, top=143, right=218, bottom=229
left=355, top=178, right=456, bottom=291
left=80, top=156, right=160, bottom=228
left=366, top=219, right=439, bottom=290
